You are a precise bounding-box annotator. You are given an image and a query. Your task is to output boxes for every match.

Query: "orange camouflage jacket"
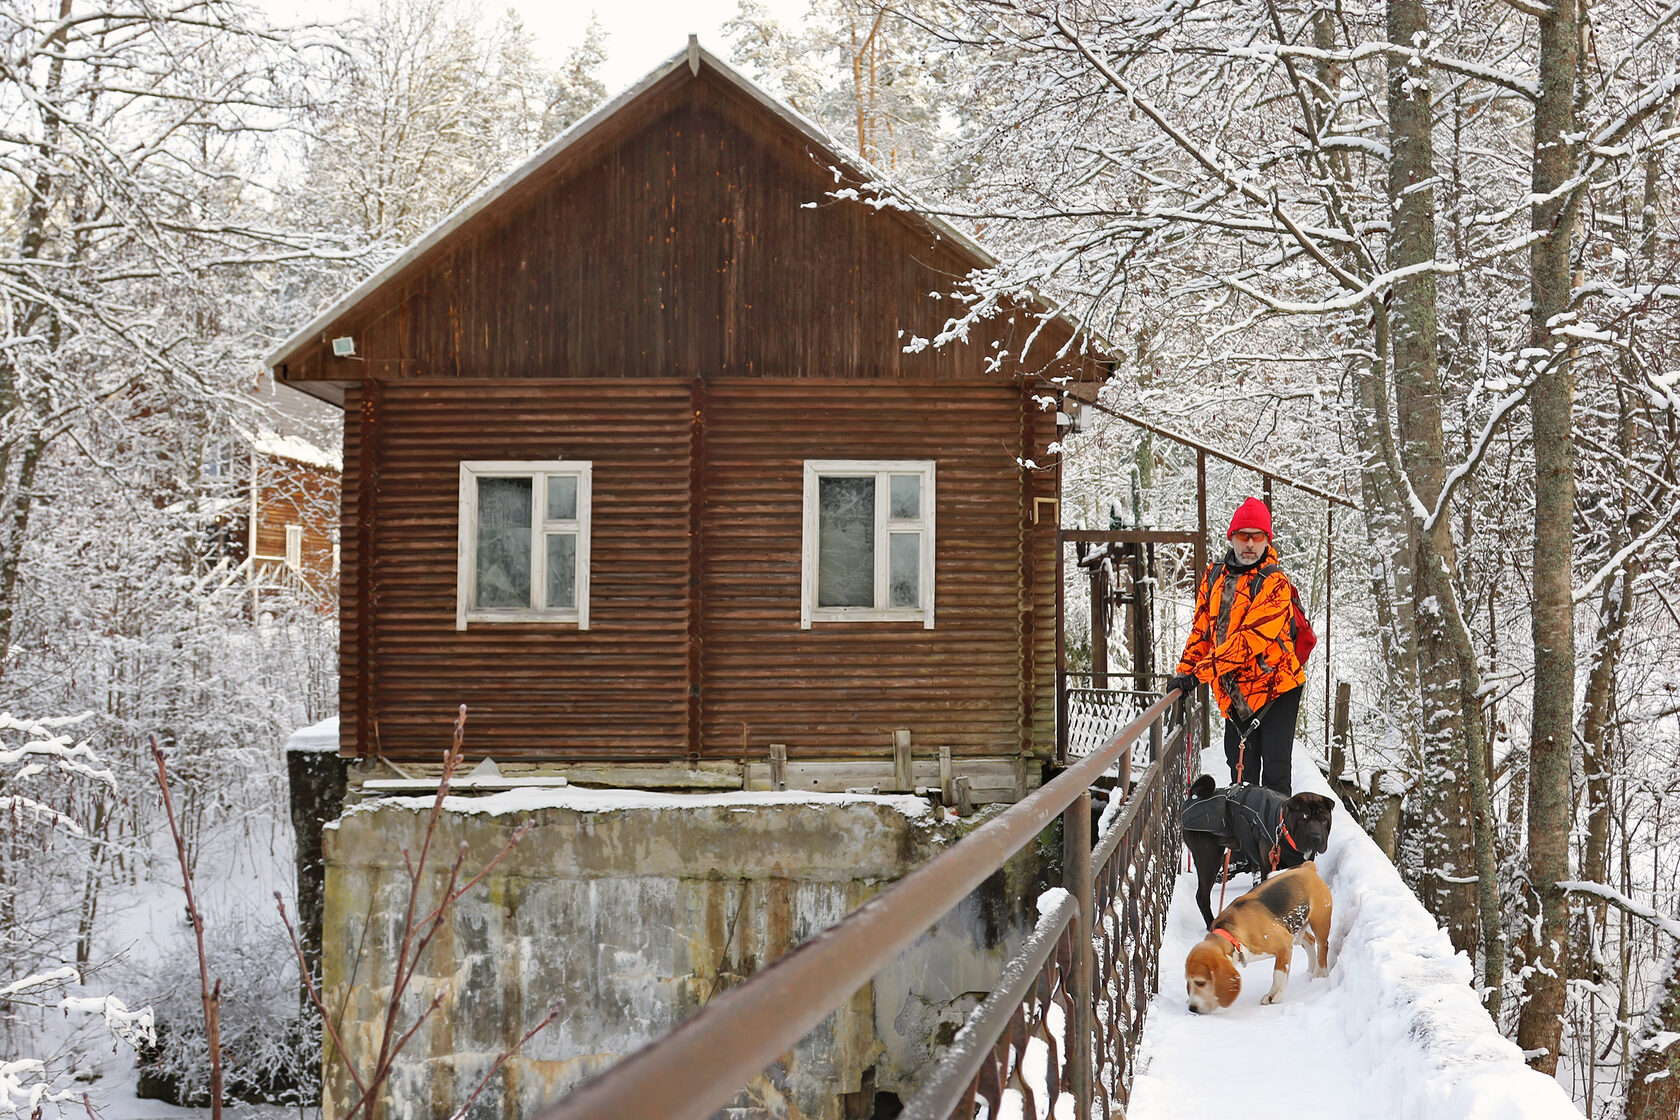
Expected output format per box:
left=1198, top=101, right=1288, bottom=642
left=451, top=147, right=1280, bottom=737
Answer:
left=1175, top=546, right=1306, bottom=723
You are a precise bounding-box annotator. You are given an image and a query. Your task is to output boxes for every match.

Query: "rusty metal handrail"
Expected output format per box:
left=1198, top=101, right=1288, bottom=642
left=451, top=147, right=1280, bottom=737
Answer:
left=898, top=697, right=1195, bottom=1120
left=537, top=692, right=1186, bottom=1120
left=898, top=890, right=1079, bottom=1118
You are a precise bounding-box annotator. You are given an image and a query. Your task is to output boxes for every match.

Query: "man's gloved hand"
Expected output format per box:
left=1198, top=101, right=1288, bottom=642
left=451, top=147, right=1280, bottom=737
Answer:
left=1165, top=673, right=1197, bottom=698
left=1225, top=690, right=1256, bottom=726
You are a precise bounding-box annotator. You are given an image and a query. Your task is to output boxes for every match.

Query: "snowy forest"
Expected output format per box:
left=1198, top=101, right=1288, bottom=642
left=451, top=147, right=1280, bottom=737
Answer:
left=2, top=0, right=1679, bottom=1117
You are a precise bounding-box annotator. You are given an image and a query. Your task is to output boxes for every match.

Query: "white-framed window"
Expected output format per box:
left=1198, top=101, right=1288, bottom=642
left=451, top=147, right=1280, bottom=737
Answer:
left=284, top=524, right=303, bottom=570
left=801, top=460, right=935, bottom=629
left=457, top=461, right=592, bottom=630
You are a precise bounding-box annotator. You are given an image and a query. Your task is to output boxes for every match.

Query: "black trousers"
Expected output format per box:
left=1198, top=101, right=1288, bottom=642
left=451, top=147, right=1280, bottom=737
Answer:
left=1223, top=686, right=1303, bottom=795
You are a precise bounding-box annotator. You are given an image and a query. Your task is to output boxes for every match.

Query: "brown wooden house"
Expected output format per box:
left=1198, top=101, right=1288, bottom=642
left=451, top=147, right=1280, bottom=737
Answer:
left=243, top=425, right=340, bottom=600
left=266, top=42, right=1103, bottom=794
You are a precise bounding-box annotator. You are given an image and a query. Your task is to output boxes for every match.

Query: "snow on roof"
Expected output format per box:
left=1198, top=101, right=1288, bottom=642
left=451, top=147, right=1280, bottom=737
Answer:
left=246, top=429, right=342, bottom=472
left=335, top=784, right=932, bottom=822
left=284, top=716, right=339, bottom=754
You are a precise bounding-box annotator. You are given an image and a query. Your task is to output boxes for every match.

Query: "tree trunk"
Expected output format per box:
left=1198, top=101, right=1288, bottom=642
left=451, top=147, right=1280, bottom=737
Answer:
left=0, top=0, right=73, bottom=676
left=1385, top=0, right=1477, bottom=956
left=1624, top=943, right=1680, bottom=1120
left=0, top=435, right=47, bottom=670
left=1517, top=0, right=1581, bottom=1074
left=1575, top=399, right=1641, bottom=980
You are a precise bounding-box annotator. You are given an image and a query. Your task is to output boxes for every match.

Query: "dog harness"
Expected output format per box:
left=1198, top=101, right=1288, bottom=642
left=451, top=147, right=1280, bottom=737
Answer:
left=1183, top=783, right=1309, bottom=869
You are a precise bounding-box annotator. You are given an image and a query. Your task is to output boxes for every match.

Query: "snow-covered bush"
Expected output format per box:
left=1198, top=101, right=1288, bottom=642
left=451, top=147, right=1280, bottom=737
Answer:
left=132, top=905, right=319, bottom=1106
left=1, top=715, right=156, bottom=1115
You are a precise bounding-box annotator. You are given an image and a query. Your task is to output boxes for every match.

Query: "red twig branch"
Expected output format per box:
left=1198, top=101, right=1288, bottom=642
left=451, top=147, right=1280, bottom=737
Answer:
left=150, top=735, right=223, bottom=1118
left=275, top=895, right=370, bottom=1103
left=447, top=1002, right=564, bottom=1120
left=289, top=704, right=550, bottom=1118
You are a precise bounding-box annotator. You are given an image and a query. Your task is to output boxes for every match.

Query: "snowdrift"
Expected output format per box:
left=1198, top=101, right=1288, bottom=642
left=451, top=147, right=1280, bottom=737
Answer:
left=1128, top=746, right=1583, bottom=1120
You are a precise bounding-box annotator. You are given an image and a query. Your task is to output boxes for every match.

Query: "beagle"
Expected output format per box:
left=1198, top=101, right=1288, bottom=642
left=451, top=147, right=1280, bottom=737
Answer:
left=1184, top=861, right=1331, bottom=1013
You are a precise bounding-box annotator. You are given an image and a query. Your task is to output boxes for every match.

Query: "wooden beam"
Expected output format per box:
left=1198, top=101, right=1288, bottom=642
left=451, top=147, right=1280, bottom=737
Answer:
left=1061, top=529, right=1199, bottom=545
left=1084, top=398, right=1358, bottom=509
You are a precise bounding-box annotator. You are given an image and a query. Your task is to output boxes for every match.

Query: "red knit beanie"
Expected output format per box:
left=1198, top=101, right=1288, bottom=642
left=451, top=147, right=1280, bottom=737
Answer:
left=1227, top=498, right=1273, bottom=539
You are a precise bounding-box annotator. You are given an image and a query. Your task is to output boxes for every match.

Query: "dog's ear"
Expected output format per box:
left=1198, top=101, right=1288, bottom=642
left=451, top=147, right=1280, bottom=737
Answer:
left=1295, top=792, right=1335, bottom=815
left=1217, top=955, right=1242, bottom=1007
left=1190, top=774, right=1216, bottom=799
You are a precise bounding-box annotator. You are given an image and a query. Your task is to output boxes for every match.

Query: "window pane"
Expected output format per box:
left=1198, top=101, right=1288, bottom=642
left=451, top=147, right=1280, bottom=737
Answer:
left=547, top=475, right=578, bottom=521
left=545, top=533, right=576, bottom=609
left=889, top=474, right=920, bottom=520
left=817, top=476, right=874, bottom=607
left=889, top=532, right=920, bottom=607
left=476, top=477, right=532, bottom=608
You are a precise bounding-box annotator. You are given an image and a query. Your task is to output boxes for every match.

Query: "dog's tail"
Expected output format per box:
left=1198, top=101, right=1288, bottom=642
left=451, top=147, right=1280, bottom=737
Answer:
left=1189, top=774, right=1217, bottom=800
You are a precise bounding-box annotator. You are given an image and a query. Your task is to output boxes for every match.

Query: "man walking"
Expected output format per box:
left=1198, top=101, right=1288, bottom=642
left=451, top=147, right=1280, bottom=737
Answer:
left=1166, top=498, right=1307, bottom=794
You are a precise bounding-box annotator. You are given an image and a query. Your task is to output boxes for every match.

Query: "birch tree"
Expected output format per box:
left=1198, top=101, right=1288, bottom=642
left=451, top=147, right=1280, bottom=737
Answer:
left=884, top=0, right=1680, bottom=1094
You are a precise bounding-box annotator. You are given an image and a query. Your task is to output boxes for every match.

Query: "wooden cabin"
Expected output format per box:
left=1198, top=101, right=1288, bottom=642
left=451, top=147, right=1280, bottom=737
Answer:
left=266, top=43, right=1103, bottom=795
left=244, top=425, right=340, bottom=599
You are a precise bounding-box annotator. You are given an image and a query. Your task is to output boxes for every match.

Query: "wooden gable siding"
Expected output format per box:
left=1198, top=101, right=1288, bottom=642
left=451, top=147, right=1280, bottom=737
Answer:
left=278, top=67, right=1072, bottom=392
left=339, top=376, right=1061, bottom=763
left=340, top=380, right=694, bottom=760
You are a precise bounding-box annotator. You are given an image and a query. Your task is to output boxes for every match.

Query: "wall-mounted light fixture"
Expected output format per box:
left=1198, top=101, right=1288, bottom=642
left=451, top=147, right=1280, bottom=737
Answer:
left=331, top=336, right=356, bottom=358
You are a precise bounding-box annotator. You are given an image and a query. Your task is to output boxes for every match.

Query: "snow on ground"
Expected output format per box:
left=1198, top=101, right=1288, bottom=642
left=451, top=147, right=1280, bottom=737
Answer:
left=340, top=783, right=935, bottom=821
left=1127, top=743, right=1584, bottom=1120
left=11, top=787, right=305, bottom=1119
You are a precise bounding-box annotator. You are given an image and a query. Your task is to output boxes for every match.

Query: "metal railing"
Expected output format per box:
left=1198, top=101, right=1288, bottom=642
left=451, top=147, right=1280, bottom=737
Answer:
left=901, top=693, right=1194, bottom=1119
left=537, top=689, right=1198, bottom=1120
left=1064, top=686, right=1157, bottom=759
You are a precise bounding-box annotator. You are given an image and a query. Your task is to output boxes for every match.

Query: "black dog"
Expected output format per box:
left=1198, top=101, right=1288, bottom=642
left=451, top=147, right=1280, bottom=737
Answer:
left=1181, top=775, right=1335, bottom=929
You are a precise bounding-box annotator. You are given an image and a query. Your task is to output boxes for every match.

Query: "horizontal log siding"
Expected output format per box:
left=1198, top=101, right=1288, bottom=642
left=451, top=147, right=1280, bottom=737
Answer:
left=1027, top=399, right=1058, bottom=754
left=339, top=380, right=693, bottom=760
left=699, top=380, right=1030, bottom=759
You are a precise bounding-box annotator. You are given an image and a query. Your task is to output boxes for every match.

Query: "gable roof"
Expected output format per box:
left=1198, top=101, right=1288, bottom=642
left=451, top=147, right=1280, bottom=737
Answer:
left=264, top=38, right=1018, bottom=384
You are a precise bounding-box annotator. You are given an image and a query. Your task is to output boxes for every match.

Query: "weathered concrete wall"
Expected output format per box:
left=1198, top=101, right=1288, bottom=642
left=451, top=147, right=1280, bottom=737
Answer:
left=321, top=789, right=1045, bottom=1120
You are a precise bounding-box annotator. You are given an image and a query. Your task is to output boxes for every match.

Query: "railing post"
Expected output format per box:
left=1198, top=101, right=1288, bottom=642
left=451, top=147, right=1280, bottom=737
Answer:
left=1149, top=709, right=1163, bottom=777
left=1065, top=790, right=1093, bottom=1120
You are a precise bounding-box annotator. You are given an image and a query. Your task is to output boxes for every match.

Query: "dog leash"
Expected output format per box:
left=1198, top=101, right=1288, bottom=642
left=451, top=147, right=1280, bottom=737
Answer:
left=1269, top=816, right=1300, bottom=872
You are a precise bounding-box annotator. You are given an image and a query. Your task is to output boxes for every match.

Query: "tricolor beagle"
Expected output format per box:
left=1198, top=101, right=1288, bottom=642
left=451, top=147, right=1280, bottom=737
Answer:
left=1184, top=861, right=1332, bottom=1013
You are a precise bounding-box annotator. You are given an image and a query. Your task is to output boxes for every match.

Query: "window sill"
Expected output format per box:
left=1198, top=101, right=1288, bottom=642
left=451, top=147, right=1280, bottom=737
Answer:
left=460, top=609, right=584, bottom=629
left=804, top=608, right=932, bottom=629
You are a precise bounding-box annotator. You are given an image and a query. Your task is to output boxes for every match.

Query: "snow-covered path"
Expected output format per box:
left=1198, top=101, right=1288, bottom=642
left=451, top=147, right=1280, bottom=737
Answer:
left=1128, top=862, right=1367, bottom=1117
left=1126, top=745, right=1584, bottom=1120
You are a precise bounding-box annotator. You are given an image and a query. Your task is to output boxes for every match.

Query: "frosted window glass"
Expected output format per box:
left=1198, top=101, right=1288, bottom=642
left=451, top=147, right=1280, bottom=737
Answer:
left=545, top=533, right=576, bottom=609
left=817, top=476, right=874, bottom=607
left=889, top=475, right=920, bottom=519
left=547, top=475, right=578, bottom=521
left=476, top=477, right=532, bottom=608
left=889, top=533, right=920, bottom=607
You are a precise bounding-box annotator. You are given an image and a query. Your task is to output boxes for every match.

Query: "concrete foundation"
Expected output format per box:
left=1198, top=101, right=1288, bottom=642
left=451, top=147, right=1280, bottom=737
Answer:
left=320, top=788, right=1048, bottom=1119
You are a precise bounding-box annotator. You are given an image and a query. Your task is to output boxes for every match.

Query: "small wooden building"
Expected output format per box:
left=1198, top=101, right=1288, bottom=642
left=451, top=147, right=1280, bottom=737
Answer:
left=267, top=43, right=1102, bottom=792
left=243, top=425, right=340, bottom=598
